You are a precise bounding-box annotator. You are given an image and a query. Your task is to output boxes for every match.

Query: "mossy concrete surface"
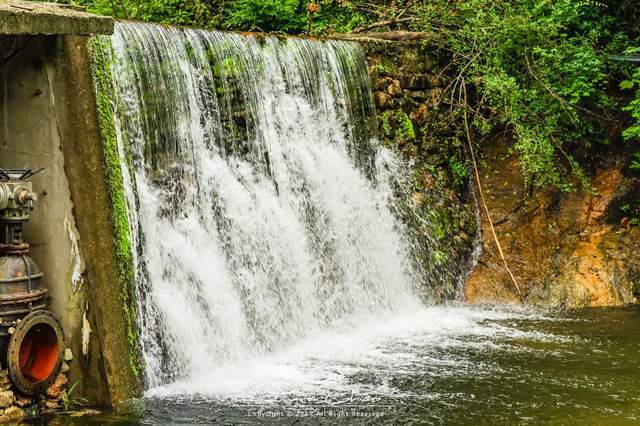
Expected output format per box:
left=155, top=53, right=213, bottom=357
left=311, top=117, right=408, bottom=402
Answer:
left=0, top=0, right=113, bottom=35
left=90, top=35, right=144, bottom=390
left=52, top=35, right=142, bottom=405
left=0, top=32, right=141, bottom=408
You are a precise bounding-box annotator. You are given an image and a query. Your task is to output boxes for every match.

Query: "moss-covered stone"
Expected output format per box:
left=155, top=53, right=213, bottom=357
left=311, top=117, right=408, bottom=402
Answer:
left=360, top=38, right=478, bottom=299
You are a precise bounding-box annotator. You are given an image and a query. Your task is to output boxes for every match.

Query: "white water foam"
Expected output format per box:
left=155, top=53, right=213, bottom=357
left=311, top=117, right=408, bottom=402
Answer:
left=98, top=22, right=500, bottom=398
left=144, top=304, right=562, bottom=402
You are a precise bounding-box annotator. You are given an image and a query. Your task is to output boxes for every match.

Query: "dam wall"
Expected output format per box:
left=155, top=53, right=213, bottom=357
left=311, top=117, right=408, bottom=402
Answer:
left=0, top=2, right=474, bottom=410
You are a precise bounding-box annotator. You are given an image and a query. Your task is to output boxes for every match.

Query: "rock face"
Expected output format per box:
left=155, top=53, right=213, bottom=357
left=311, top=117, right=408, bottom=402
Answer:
left=46, top=373, right=69, bottom=399
left=357, top=36, right=478, bottom=299
left=465, top=137, right=640, bottom=307
left=0, top=391, right=13, bottom=409
left=2, top=406, right=24, bottom=423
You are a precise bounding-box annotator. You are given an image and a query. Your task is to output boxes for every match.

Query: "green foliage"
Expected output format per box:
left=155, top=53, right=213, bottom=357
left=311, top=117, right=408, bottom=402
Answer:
left=398, top=112, right=415, bottom=141
left=620, top=48, right=640, bottom=142
left=43, top=0, right=399, bottom=34
left=620, top=201, right=640, bottom=225
left=223, top=0, right=305, bottom=32
left=62, top=0, right=219, bottom=27
left=61, top=382, right=90, bottom=411
left=372, top=63, right=394, bottom=75
left=380, top=109, right=417, bottom=151
left=448, top=155, right=468, bottom=188
left=415, top=0, right=639, bottom=190
left=381, top=110, right=393, bottom=137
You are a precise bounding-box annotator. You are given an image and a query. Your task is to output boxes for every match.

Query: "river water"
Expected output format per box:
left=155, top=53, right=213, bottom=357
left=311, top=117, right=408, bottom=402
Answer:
left=56, top=305, right=640, bottom=424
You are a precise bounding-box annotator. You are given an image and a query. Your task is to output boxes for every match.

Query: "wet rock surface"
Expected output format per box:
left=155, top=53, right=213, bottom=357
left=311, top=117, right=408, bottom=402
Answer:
left=360, top=38, right=478, bottom=299
left=465, top=137, right=640, bottom=307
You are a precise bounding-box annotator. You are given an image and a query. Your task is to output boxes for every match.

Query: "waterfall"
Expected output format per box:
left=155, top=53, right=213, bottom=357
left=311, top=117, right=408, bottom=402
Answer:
left=97, top=22, right=434, bottom=390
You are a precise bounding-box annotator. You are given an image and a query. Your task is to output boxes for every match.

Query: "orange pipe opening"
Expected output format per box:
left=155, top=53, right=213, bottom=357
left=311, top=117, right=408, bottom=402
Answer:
left=18, top=323, right=59, bottom=383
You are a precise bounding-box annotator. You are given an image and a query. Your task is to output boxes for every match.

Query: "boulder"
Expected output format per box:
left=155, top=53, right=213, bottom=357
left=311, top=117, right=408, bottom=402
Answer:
left=3, top=406, right=24, bottom=422
left=46, top=373, right=68, bottom=399
left=387, top=79, right=402, bottom=96
left=374, top=92, right=393, bottom=109
left=64, top=348, right=74, bottom=362
left=0, top=391, right=14, bottom=409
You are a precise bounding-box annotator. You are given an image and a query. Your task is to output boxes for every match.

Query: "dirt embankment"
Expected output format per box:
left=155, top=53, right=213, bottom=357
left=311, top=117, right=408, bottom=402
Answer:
left=465, top=138, right=640, bottom=307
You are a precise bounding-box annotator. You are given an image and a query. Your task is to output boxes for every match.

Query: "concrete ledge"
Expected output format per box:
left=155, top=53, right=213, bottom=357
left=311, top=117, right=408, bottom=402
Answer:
left=0, top=1, right=113, bottom=35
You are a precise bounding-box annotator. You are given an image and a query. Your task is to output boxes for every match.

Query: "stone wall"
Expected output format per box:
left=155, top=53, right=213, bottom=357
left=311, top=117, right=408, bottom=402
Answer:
left=356, top=36, right=478, bottom=299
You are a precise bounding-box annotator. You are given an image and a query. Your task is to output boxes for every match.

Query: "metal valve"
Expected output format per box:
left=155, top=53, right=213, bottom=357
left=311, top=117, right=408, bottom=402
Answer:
left=0, top=167, right=64, bottom=395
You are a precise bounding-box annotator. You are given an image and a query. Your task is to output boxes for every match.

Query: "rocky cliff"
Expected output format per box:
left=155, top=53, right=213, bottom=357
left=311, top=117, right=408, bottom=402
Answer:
left=356, top=33, right=639, bottom=308
left=466, top=137, right=640, bottom=307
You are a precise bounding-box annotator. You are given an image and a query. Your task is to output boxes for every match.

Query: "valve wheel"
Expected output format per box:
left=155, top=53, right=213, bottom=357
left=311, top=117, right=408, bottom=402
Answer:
left=8, top=310, right=65, bottom=395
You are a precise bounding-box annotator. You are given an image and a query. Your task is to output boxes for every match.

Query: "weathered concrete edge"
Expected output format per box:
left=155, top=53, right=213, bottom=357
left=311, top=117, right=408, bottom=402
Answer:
left=90, top=34, right=144, bottom=392
left=54, top=34, right=142, bottom=406
left=0, top=1, right=113, bottom=35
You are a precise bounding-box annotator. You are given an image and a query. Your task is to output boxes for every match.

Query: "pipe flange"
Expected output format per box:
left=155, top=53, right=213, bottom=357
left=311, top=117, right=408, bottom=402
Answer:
left=7, top=310, right=65, bottom=395
left=0, top=184, right=8, bottom=210
left=0, top=243, right=30, bottom=255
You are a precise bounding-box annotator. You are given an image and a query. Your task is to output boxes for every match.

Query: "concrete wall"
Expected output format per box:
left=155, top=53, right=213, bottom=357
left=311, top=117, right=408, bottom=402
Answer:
left=0, top=34, right=139, bottom=406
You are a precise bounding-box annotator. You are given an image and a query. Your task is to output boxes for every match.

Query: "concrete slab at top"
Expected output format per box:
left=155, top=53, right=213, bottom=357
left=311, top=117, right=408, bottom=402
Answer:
left=0, top=0, right=113, bottom=35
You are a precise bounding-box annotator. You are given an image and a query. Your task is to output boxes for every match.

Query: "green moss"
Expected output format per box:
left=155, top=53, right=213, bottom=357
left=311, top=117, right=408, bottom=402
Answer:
left=398, top=112, right=416, bottom=141
left=373, top=62, right=394, bottom=75
left=448, top=155, right=469, bottom=188
left=379, top=110, right=416, bottom=145
left=91, top=36, right=144, bottom=380
left=381, top=111, right=393, bottom=138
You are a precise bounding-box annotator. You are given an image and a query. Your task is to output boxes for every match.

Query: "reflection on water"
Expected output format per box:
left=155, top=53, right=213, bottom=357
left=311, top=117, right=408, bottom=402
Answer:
left=43, top=305, right=640, bottom=425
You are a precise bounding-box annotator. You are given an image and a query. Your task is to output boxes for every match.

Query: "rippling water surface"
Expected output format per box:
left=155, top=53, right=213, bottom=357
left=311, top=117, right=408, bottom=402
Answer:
left=55, top=305, right=640, bottom=425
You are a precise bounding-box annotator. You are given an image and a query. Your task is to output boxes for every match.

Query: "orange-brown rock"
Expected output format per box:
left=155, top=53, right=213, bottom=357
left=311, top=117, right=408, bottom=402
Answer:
left=465, top=137, right=639, bottom=307
left=0, top=391, right=13, bottom=409
left=3, top=406, right=24, bottom=422
left=46, top=373, right=68, bottom=399
left=374, top=91, right=393, bottom=109
left=409, top=103, right=429, bottom=126
left=387, top=79, right=402, bottom=96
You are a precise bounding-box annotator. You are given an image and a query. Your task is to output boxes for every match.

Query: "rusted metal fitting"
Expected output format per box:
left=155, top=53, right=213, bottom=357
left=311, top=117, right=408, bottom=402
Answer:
left=7, top=310, right=64, bottom=395
left=0, top=168, right=64, bottom=395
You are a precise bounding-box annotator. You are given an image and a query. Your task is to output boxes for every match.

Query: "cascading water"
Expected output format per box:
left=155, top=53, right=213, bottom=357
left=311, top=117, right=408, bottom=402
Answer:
left=85, top=21, right=640, bottom=426
left=96, top=21, right=449, bottom=392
